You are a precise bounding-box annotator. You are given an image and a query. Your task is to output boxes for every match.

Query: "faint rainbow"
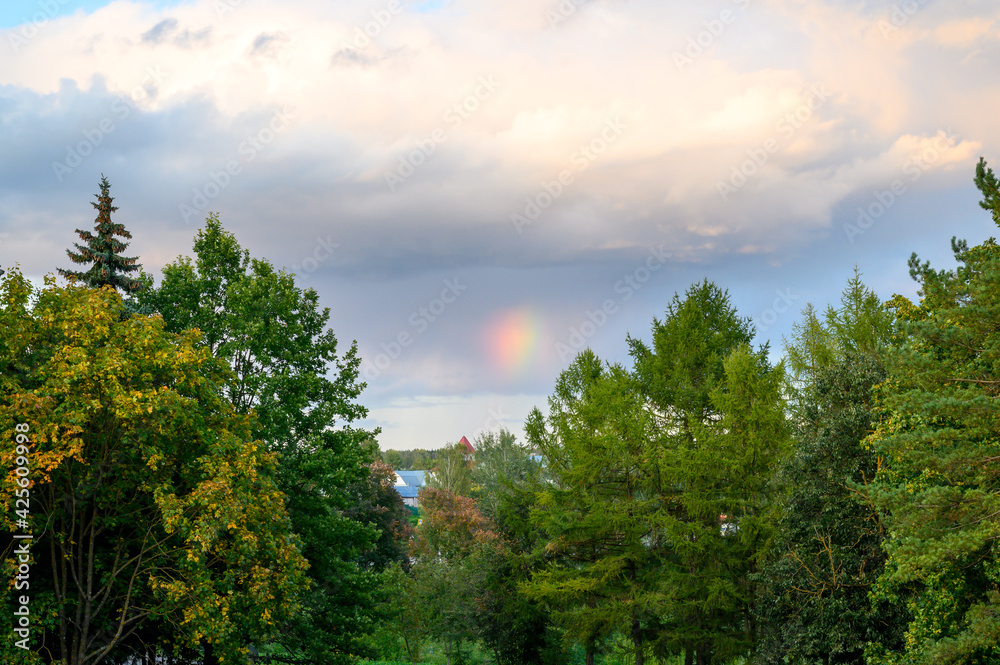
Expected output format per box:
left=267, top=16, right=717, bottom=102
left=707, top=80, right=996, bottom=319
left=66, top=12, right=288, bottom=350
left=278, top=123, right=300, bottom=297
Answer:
left=485, top=307, right=547, bottom=379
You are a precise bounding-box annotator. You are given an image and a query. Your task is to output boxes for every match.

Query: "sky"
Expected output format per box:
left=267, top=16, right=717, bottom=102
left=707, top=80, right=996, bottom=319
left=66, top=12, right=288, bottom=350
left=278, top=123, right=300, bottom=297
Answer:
left=1, top=0, right=998, bottom=450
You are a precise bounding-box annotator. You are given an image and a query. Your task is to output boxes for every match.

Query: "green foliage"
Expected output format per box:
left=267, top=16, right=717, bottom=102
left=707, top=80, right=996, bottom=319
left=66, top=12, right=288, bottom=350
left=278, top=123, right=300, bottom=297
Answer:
left=0, top=269, right=307, bottom=665
left=383, top=449, right=404, bottom=469
left=346, top=457, right=414, bottom=572
left=57, top=175, right=143, bottom=295
left=140, top=214, right=380, bottom=664
left=469, top=428, right=536, bottom=523
left=410, top=557, right=481, bottom=665
left=629, top=281, right=784, bottom=663
left=462, top=429, right=565, bottom=665
left=523, top=282, right=789, bottom=665
left=471, top=536, right=570, bottom=665
left=782, top=267, right=896, bottom=390
left=408, top=494, right=491, bottom=665
left=381, top=448, right=437, bottom=471
left=651, top=347, right=788, bottom=663
left=866, top=159, right=1000, bottom=663
left=525, top=350, right=661, bottom=665
left=628, top=279, right=761, bottom=429
left=406, top=505, right=421, bottom=527
left=760, top=273, right=907, bottom=663
left=368, top=563, right=429, bottom=663
left=426, top=442, right=474, bottom=496
left=755, top=355, right=908, bottom=663
left=974, top=156, right=1000, bottom=226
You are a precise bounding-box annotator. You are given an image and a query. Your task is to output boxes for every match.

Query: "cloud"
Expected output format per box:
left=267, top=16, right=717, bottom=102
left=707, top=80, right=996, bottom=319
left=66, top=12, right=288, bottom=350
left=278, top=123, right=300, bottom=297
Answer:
left=141, top=17, right=178, bottom=43
left=249, top=30, right=287, bottom=57
left=140, top=15, right=213, bottom=48
left=360, top=393, right=547, bottom=450
left=1, top=1, right=995, bottom=273
left=3, top=0, right=1000, bottom=448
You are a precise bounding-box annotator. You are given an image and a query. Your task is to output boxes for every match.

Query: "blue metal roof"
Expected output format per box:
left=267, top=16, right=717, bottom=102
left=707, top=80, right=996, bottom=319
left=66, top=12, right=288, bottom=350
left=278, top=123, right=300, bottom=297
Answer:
left=394, top=485, right=419, bottom=498
left=396, top=470, right=428, bottom=487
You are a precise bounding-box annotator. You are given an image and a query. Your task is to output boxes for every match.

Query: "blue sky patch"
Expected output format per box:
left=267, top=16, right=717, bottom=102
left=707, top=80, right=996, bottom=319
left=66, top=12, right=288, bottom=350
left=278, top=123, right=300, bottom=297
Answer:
left=0, top=0, right=185, bottom=30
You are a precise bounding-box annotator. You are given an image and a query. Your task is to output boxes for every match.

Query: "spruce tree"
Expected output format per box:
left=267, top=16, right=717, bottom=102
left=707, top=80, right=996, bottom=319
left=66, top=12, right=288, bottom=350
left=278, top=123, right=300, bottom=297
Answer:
left=58, top=175, right=143, bottom=294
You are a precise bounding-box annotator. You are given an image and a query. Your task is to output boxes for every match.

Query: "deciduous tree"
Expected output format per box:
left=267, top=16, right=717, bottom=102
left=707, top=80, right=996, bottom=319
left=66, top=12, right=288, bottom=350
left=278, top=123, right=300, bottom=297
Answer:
left=755, top=356, right=907, bottom=664
left=427, top=442, right=473, bottom=497
left=757, top=275, right=905, bottom=664
left=411, top=487, right=497, bottom=665
left=345, top=456, right=414, bottom=572
left=139, top=215, right=379, bottom=664
left=470, top=428, right=536, bottom=523
left=0, top=269, right=307, bottom=665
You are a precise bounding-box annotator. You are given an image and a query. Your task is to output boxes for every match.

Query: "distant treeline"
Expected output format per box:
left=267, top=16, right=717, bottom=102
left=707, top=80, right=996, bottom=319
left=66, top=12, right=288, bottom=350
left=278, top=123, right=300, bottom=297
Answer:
left=381, top=447, right=443, bottom=471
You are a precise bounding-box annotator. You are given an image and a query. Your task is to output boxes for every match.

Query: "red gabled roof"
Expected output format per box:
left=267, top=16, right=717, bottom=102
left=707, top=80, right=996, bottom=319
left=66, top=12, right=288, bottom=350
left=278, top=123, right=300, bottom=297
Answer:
left=459, top=435, right=474, bottom=454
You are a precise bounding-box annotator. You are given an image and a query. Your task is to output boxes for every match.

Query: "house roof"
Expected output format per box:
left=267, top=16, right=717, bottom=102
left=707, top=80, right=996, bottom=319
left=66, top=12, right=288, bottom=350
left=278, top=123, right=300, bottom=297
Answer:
left=459, top=436, right=474, bottom=454
left=394, top=485, right=419, bottom=498
left=396, top=470, right=428, bottom=487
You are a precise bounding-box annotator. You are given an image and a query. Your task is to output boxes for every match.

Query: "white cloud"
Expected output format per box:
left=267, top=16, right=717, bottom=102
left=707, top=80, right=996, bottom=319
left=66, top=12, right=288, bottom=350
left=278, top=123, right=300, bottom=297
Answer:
left=3, top=0, right=1000, bottom=448
left=364, top=392, right=546, bottom=451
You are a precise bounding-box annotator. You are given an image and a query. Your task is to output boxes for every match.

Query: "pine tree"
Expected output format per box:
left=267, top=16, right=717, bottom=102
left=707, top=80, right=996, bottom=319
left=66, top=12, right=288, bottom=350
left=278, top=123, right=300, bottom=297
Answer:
left=58, top=175, right=143, bottom=294
left=865, top=159, right=1000, bottom=663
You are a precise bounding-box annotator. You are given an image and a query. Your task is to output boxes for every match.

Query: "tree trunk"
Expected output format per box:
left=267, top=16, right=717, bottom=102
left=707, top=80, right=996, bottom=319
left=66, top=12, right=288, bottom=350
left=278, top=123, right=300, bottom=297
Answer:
left=402, top=634, right=414, bottom=662
left=632, top=617, right=644, bottom=665
left=204, top=642, right=219, bottom=665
